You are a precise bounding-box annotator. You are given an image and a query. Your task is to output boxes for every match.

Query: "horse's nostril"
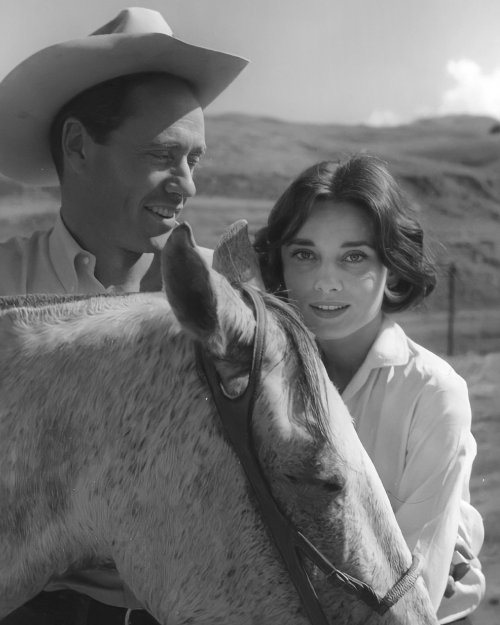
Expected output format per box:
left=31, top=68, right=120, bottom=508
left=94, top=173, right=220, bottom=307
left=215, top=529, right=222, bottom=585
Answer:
left=322, top=480, right=344, bottom=493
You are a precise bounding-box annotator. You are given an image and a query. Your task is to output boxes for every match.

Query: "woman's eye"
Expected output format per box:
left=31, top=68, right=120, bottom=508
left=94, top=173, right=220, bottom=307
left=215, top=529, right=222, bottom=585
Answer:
left=344, top=251, right=366, bottom=263
left=292, top=250, right=315, bottom=261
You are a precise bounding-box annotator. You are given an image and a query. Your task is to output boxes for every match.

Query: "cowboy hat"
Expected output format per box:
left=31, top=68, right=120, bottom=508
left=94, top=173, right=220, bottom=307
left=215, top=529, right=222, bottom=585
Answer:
left=0, top=7, right=249, bottom=186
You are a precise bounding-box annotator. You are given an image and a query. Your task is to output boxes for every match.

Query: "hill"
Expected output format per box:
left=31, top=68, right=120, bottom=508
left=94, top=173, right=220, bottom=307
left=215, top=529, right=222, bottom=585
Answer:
left=1, top=113, right=500, bottom=313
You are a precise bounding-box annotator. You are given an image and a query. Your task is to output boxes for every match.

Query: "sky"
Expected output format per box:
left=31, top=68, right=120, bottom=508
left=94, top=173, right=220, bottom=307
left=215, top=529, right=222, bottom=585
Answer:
left=2, top=0, right=500, bottom=126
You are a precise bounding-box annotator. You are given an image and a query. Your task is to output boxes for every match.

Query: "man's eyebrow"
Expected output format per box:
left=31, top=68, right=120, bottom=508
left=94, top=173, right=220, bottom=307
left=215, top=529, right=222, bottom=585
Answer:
left=147, top=140, right=207, bottom=153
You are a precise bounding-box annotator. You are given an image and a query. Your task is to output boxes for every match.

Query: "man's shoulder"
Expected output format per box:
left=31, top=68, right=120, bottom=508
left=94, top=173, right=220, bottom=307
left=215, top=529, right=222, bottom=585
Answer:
left=0, top=229, right=51, bottom=254
left=0, top=229, right=52, bottom=295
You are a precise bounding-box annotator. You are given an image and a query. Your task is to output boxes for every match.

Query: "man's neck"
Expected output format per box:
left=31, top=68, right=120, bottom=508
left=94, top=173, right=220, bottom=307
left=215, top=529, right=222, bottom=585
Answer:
left=60, top=208, right=159, bottom=292
left=94, top=251, right=156, bottom=291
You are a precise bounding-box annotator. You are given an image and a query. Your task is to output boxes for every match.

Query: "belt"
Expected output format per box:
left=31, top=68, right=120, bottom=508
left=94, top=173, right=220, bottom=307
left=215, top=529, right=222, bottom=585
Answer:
left=1, top=590, right=160, bottom=625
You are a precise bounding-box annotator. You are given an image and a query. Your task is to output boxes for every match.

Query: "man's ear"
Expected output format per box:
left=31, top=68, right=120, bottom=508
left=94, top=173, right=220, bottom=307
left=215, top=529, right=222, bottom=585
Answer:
left=61, top=117, right=89, bottom=174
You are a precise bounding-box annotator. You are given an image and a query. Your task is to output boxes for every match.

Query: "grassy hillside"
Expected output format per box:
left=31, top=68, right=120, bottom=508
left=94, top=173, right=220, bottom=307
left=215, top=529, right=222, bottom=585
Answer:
left=1, top=113, right=500, bottom=314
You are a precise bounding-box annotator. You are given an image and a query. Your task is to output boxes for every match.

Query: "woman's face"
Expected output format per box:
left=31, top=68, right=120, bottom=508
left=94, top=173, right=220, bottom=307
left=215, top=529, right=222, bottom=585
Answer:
left=281, top=199, right=389, bottom=343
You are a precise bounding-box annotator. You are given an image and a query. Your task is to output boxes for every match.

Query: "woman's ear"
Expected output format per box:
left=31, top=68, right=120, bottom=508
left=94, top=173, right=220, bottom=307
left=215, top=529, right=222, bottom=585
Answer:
left=385, top=269, right=399, bottom=290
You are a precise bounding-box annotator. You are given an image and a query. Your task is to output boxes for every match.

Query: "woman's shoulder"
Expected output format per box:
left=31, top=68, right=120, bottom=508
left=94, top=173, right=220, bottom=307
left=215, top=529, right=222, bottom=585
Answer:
left=389, top=323, right=472, bottom=430
left=391, top=321, right=468, bottom=395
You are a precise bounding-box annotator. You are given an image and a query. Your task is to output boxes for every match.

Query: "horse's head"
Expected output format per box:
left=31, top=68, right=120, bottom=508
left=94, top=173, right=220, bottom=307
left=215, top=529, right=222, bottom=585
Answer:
left=161, top=221, right=438, bottom=625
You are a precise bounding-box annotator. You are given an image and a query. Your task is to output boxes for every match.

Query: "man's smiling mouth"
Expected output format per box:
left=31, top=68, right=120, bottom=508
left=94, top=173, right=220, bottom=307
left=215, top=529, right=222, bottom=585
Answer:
left=145, top=205, right=177, bottom=219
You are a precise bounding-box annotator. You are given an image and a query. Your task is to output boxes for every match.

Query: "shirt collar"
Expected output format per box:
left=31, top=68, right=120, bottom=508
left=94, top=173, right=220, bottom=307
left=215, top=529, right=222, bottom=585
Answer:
left=49, top=214, right=97, bottom=292
left=342, top=315, right=410, bottom=399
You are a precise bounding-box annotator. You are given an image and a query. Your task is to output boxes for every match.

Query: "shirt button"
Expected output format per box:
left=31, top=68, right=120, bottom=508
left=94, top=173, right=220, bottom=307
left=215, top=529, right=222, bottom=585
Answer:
left=81, top=256, right=90, bottom=265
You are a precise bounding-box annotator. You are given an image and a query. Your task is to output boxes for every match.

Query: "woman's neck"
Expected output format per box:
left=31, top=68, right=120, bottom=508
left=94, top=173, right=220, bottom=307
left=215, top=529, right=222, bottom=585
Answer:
left=318, top=313, right=384, bottom=393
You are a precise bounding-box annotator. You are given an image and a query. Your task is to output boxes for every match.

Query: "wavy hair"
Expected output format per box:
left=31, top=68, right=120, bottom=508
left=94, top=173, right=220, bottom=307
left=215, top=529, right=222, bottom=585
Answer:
left=254, top=155, right=437, bottom=313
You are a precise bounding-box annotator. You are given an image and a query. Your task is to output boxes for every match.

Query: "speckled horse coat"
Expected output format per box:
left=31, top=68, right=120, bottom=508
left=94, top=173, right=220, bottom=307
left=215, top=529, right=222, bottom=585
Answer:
left=0, top=222, right=438, bottom=624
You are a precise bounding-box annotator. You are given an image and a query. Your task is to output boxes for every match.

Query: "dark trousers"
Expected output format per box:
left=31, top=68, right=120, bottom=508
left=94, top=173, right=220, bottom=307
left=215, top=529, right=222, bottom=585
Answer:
left=0, top=591, right=160, bottom=625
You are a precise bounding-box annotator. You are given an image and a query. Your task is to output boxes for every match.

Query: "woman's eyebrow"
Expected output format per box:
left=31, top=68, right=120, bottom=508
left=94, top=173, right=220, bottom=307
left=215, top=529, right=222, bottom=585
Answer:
left=341, top=240, right=375, bottom=249
left=286, top=238, right=375, bottom=248
left=286, top=237, right=315, bottom=246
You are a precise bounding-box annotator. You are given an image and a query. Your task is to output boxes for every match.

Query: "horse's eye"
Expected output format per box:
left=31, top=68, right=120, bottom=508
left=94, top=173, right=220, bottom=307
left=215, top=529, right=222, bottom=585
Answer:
left=284, top=473, right=344, bottom=494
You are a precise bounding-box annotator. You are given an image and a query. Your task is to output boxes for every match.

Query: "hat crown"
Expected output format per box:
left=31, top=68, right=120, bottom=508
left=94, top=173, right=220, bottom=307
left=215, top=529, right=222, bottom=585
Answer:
left=91, top=7, right=174, bottom=37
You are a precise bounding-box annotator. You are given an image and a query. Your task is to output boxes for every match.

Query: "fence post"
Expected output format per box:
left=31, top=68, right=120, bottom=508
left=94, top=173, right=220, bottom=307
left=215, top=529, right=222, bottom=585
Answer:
left=447, top=262, right=456, bottom=356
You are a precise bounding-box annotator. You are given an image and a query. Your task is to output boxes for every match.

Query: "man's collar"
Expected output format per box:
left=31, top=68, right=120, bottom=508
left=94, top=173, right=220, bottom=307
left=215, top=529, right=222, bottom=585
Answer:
left=49, top=214, right=96, bottom=292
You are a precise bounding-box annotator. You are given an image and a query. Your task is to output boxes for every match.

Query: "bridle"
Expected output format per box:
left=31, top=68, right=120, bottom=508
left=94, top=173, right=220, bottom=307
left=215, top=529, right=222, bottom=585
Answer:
left=196, top=285, right=422, bottom=624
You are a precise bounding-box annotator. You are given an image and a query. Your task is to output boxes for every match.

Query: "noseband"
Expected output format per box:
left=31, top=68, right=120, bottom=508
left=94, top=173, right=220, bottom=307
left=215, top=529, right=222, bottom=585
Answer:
left=196, top=285, right=422, bottom=624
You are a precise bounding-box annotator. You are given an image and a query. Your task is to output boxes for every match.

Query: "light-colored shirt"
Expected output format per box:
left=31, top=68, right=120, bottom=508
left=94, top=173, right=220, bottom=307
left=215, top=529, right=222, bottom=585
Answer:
left=343, top=316, right=485, bottom=624
left=0, top=214, right=213, bottom=297
left=0, top=214, right=109, bottom=296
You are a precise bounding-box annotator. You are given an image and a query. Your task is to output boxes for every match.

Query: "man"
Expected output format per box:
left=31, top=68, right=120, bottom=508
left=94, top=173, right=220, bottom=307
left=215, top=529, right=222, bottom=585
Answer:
left=0, top=6, right=248, bottom=295
left=0, top=7, right=248, bottom=624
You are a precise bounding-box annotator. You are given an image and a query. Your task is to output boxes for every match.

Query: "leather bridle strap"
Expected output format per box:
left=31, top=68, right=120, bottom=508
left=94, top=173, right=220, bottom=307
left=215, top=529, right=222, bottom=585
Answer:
left=196, top=285, right=422, bottom=623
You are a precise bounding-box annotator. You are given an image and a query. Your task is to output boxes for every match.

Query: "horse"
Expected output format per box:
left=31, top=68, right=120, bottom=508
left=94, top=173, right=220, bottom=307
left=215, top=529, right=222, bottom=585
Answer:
left=0, top=221, right=438, bottom=624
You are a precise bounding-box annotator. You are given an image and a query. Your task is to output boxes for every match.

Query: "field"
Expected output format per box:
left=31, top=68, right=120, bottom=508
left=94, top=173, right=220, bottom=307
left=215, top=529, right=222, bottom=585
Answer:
left=1, top=113, right=500, bottom=623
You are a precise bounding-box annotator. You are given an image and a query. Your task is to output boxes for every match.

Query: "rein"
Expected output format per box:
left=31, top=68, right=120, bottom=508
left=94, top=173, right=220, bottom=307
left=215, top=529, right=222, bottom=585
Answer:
left=196, top=285, right=422, bottom=624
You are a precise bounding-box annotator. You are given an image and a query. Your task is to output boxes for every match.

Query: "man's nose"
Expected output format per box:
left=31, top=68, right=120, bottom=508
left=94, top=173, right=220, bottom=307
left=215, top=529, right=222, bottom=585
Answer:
left=165, top=159, right=197, bottom=198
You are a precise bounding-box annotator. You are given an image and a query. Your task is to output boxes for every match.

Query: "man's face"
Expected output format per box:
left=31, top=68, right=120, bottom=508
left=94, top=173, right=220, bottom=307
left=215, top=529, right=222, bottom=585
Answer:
left=83, top=77, right=206, bottom=254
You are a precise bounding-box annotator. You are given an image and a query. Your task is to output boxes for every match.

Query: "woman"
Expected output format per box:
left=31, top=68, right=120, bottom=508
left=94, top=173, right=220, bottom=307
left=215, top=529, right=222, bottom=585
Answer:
left=254, top=155, right=485, bottom=624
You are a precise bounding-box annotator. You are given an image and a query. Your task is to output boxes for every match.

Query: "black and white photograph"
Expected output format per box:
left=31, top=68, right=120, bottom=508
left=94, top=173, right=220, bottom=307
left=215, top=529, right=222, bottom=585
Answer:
left=0, top=1, right=499, bottom=623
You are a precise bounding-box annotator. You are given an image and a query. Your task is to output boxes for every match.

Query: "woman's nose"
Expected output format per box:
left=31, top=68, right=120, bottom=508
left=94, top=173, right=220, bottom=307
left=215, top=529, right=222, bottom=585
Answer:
left=314, top=269, right=343, bottom=293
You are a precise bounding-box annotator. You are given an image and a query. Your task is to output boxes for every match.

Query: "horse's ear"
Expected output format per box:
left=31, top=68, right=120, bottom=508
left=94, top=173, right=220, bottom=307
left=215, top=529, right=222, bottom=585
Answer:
left=162, top=222, right=218, bottom=337
left=213, top=220, right=265, bottom=290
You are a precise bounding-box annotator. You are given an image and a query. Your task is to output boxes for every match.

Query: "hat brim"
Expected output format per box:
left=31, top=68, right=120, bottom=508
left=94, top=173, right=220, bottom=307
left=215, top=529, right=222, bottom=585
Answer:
left=0, top=33, right=248, bottom=185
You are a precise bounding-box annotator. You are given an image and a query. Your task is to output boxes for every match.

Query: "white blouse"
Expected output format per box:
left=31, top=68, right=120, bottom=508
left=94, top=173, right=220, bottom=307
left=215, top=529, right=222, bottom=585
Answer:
left=342, top=316, right=485, bottom=623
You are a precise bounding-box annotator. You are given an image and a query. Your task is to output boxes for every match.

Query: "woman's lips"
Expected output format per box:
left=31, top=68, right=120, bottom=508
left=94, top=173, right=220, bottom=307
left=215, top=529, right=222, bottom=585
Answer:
left=309, top=302, right=350, bottom=318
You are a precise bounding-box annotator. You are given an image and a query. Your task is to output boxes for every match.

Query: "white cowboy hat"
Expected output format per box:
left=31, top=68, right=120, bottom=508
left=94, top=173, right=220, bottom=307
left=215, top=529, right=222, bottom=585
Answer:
left=0, top=6, right=249, bottom=186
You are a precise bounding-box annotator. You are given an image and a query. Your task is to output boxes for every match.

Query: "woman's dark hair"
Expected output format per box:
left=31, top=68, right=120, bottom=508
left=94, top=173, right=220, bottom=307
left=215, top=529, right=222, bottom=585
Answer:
left=254, top=155, right=437, bottom=313
left=49, top=72, right=187, bottom=180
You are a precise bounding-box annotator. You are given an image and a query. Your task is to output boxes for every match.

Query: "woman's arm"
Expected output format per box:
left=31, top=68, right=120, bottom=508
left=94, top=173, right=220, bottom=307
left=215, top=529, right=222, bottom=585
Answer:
left=394, top=375, right=484, bottom=615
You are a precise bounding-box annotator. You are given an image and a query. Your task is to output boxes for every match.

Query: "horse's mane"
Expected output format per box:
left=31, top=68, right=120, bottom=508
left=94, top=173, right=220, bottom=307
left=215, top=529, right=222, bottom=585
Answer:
left=0, top=292, right=129, bottom=311
left=259, top=290, right=331, bottom=442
